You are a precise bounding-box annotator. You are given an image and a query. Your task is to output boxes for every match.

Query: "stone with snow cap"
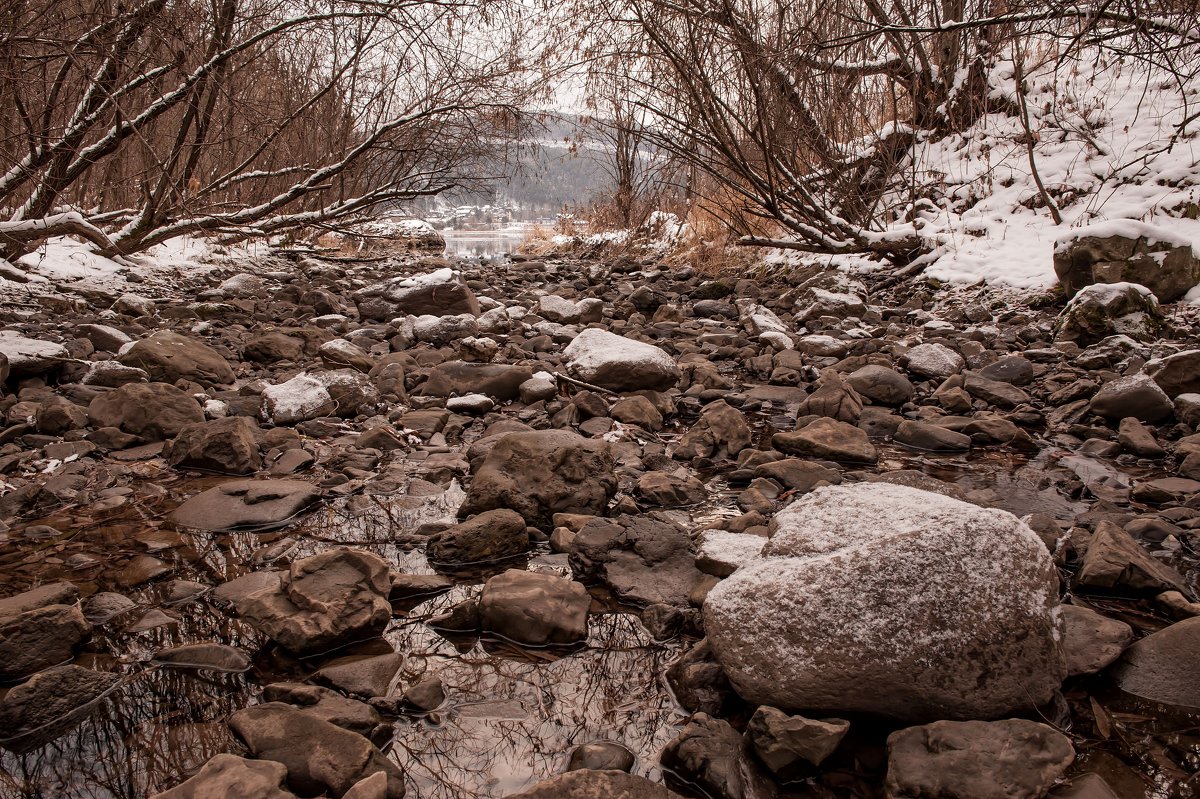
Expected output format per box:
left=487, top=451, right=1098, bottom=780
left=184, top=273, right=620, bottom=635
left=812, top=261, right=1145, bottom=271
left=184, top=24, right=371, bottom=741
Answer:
left=353, top=267, right=480, bottom=321
left=1054, top=220, right=1200, bottom=303
left=1054, top=282, right=1166, bottom=345
left=0, top=331, right=68, bottom=376
left=703, top=482, right=1066, bottom=723
left=261, top=372, right=335, bottom=425
left=563, top=328, right=680, bottom=392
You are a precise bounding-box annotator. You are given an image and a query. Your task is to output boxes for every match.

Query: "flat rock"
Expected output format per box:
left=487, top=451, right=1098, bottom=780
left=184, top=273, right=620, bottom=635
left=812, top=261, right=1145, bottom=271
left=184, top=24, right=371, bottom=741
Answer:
left=885, top=719, right=1074, bottom=799
left=118, top=330, right=235, bottom=386
left=315, top=653, right=405, bottom=699
left=149, top=753, right=296, bottom=799
left=354, top=267, right=479, bottom=321
left=1112, top=617, right=1200, bottom=709
left=478, top=568, right=590, bottom=646
left=88, top=382, right=204, bottom=441
left=426, top=508, right=529, bottom=566
left=504, top=770, right=682, bottom=798
left=153, top=643, right=252, bottom=673
left=563, top=328, right=680, bottom=392
left=773, top=417, right=878, bottom=463
left=1074, top=520, right=1188, bottom=595
left=0, top=603, right=91, bottom=681
left=171, top=479, right=322, bottom=532
left=0, top=665, right=120, bottom=753
left=570, top=514, right=707, bottom=607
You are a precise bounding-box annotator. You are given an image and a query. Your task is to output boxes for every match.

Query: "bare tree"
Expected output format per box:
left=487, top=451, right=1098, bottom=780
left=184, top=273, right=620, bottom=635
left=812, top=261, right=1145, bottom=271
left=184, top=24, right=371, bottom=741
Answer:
left=0, top=0, right=536, bottom=263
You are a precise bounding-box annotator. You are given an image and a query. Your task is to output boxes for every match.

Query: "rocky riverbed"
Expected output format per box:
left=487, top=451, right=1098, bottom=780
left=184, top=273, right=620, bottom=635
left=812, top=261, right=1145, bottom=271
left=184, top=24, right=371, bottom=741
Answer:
left=1, top=247, right=1199, bottom=798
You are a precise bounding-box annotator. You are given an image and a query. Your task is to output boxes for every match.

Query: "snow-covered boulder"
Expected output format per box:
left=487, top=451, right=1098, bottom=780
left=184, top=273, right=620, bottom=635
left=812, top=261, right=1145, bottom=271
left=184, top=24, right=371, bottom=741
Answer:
left=795, top=287, right=867, bottom=323
left=537, top=294, right=583, bottom=324
left=900, top=343, right=965, bottom=380
left=1054, top=221, right=1200, bottom=303
left=353, top=267, right=480, bottom=321
left=738, top=302, right=789, bottom=337
left=412, top=313, right=479, bottom=346
left=703, top=483, right=1066, bottom=723
left=261, top=373, right=334, bottom=425
left=0, top=331, right=68, bottom=376
left=1054, top=282, right=1165, bottom=345
left=563, top=328, right=680, bottom=392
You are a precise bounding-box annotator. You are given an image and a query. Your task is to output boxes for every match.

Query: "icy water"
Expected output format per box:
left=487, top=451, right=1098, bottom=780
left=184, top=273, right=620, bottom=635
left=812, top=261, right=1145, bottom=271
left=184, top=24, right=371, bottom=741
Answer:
left=441, top=230, right=529, bottom=259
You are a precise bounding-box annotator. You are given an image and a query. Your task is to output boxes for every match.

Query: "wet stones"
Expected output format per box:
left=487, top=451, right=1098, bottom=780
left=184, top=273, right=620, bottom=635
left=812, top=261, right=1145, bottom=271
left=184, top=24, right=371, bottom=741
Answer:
left=1112, top=617, right=1200, bottom=709
left=88, top=382, right=204, bottom=440
left=228, top=703, right=406, bottom=798
left=567, top=741, right=636, bottom=772
left=478, top=569, right=590, bottom=646
left=563, top=328, right=680, bottom=392
left=1074, top=521, right=1188, bottom=594
left=149, top=754, right=296, bottom=799
left=772, top=417, right=878, bottom=464
left=171, top=479, right=321, bottom=531
left=0, top=601, right=91, bottom=681
left=1059, top=605, right=1134, bottom=677
left=569, top=514, right=708, bottom=607
left=117, top=330, right=235, bottom=386
left=0, top=665, right=120, bottom=753
left=458, top=430, right=616, bottom=529
left=893, top=420, right=972, bottom=452
left=704, top=484, right=1066, bottom=722
left=506, top=770, right=683, bottom=798
left=672, top=400, right=752, bottom=460
left=153, top=643, right=253, bottom=674
left=165, top=416, right=262, bottom=475
left=426, top=508, right=529, bottom=566
left=234, top=549, right=392, bottom=656
left=885, top=719, right=1074, bottom=799
left=353, top=267, right=480, bottom=321
left=660, top=713, right=753, bottom=799
left=747, top=706, right=850, bottom=774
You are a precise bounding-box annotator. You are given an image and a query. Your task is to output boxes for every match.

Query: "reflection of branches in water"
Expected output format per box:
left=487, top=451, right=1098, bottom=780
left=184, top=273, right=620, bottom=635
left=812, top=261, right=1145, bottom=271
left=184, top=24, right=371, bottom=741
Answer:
left=386, top=592, right=685, bottom=799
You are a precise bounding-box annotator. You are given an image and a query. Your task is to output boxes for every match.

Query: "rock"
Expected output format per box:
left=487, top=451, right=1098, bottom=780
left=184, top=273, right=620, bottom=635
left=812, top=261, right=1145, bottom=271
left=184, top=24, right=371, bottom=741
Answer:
left=563, top=328, right=680, bottom=392
left=1074, top=520, right=1188, bottom=594
left=261, top=373, right=335, bottom=425
left=446, top=393, right=494, bottom=414
left=171, top=479, right=322, bottom=531
left=976, top=355, right=1036, bottom=386
left=660, top=713, right=750, bottom=799
left=885, top=719, right=1074, bottom=799
left=846, top=365, right=914, bottom=406
left=772, top=417, right=878, bottom=463
left=0, top=331, right=69, bottom=376
left=1145, top=350, right=1200, bottom=398
left=901, top=343, right=965, bottom=379
left=704, top=483, right=1066, bottom=722
left=1088, top=373, right=1173, bottom=423
left=262, top=683, right=383, bottom=738
left=696, top=532, right=765, bottom=578
left=478, top=569, right=590, bottom=646
left=1055, top=283, right=1165, bottom=345
left=412, top=313, right=479, bottom=346
left=673, top=400, right=752, bottom=460
left=400, top=675, right=445, bottom=711
left=1059, top=604, right=1134, bottom=677
left=166, top=417, right=262, bottom=474
left=1048, top=774, right=1121, bottom=799
left=35, top=395, right=87, bottom=434
left=795, top=287, right=866, bottom=322
left=570, top=514, right=708, bottom=607
left=81, top=360, right=150, bottom=387
left=76, top=323, right=133, bottom=352
left=149, top=753, right=296, bottom=799
left=229, top=703, right=405, bottom=798
left=0, top=603, right=91, bottom=680
left=118, top=330, right=235, bottom=386
left=963, top=372, right=1031, bottom=408
left=504, top=770, right=682, bottom=798
left=537, top=294, right=583, bottom=323
left=894, top=420, right=972, bottom=451
left=354, top=267, right=479, bottom=321
left=418, top=362, right=533, bottom=401
left=320, top=339, right=375, bottom=372
left=153, top=643, right=252, bottom=673
left=1116, top=417, right=1164, bottom=457
left=88, top=382, right=204, bottom=440
left=83, top=591, right=138, bottom=623
left=458, top=430, right=616, bottom=529
left=754, top=459, right=841, bottom=493
left=609, top=395, right=663, bottom=430
left=0, top=665, right=120, bottom=753
left=113, top=293, right=156, bottom=315
left=426, top=508, right=529, bottom=565
left=798, top=368, right=863, bottom=422
left=1054, top=224, right=1200, bottom=303
left=245, top=332, right=305, bottom=363
left=747, top=706, right=849, bottom=773
left=567, top=741, right=636, bottom=772
left=636, top=471, right=707, bottom=507
left=315, top=653, right=405, bottom=699
left=1112, top=617, right=1200, bottom=709
left=0, top=581, right=79, bottom=618
left=235, top=549, right=392, bottom=655
left=667, top=638, right=735, bottom=715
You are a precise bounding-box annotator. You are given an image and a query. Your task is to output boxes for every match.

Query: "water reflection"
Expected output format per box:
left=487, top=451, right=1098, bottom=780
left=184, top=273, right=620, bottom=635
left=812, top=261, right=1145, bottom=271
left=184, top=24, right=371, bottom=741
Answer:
left=441, top=231, right=528, bottom=259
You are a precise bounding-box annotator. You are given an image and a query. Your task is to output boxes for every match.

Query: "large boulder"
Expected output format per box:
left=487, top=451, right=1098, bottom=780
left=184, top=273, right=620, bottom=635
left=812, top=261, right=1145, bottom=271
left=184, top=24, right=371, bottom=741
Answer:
left=563, top=328, right=680, bottom=392
left=458, top=430, right=616, bottom=529
left=478, top=569, right=590, bottom=646
left=88, top=382, right=204, bottom=440
left=1054, top=223, right=1200, bottom=303
left=0, top=331, right=68, bottom=376
left=885, top=719, right=1074, bottom=799
left=569, top=514, right=708, bottom=607
left=1088, top=373, right=1174, bottom=423
left=171, top=479, right=322, bottom=532
left=118, top=330, right=235, bottom=386
left=165, top=416, right=262, bottom=475
left=703, top=483, right=1067, bottom=722
left=354, top=267, right=479, bottom=321
left=1054, top=283, right=1166, bottom=345
left=149, top=754, right=296, bottom=799
left=234, top=549, right=392, bottom=655
left=229, top=703, right=405, bottom=798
